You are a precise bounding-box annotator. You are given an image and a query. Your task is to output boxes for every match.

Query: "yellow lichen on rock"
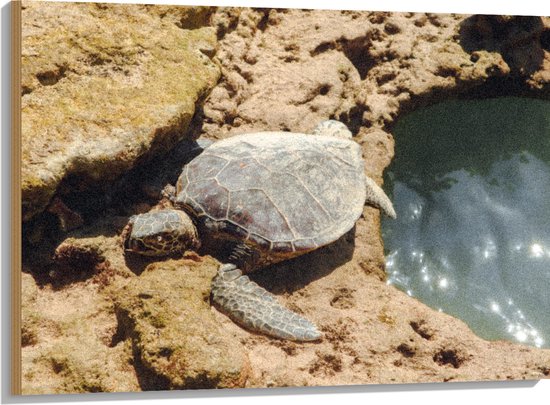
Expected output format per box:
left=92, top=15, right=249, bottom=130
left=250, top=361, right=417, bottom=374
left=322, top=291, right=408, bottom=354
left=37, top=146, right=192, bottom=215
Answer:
left=21, top=1, right=220, bottom=221
left=112, top=259, right=250, bottom=390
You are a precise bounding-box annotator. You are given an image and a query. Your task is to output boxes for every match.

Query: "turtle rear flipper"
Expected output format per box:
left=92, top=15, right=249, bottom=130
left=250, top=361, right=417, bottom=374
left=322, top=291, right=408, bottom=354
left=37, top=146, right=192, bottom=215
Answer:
left=364, top=176, right=397, bottom=219
left=211, top=264, right=322, bottom=342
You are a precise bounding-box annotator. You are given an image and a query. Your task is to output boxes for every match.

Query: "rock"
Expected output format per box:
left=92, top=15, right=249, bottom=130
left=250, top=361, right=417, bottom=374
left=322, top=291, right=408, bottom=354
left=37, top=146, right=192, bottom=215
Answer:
left=203, top=10, right=548, bottom=138
left=459, top=15, right=547, bottom=76
left=21, top=1, right=220, bottom=221
left=47, top=197, right=84, bottom=232
left=51, top=235, right=117, bottom=285
left=112, top=259, right=250, bottom=390
left=20, top=272, right=139, bottom=394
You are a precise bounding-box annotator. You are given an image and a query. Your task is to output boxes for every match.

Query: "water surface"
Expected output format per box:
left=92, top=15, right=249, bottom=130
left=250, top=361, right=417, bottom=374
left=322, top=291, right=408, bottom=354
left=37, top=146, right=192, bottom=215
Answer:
left=382, top=97, right=550, bottom=348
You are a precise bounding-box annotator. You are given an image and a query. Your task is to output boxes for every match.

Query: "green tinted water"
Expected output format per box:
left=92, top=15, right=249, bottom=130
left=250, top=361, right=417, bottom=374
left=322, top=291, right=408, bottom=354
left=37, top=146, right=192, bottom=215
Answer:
left=382, top=97, right=550, bottom=348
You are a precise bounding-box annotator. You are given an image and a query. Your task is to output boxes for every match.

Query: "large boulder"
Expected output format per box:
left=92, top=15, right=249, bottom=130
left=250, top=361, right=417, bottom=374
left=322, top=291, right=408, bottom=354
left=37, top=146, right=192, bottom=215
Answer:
left=113, top=259, right=250, bottom=390
left=21, top=1, right=220, bottom=221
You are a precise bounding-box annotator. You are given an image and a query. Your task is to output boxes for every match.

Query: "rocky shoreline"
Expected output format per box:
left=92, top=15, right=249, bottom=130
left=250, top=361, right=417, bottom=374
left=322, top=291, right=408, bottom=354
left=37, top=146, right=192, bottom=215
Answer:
left=20, top=2, right=550, bottom=393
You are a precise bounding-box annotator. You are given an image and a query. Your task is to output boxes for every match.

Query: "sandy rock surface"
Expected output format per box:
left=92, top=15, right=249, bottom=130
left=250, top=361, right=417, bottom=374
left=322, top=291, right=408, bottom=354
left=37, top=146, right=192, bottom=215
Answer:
left=21, top=4, right=550, bottom=394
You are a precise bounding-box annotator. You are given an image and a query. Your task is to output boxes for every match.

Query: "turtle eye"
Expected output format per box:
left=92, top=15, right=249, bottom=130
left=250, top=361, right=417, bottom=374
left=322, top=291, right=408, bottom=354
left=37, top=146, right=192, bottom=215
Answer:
left=157, top=236, right=163, bottom=242
left=130, top=239, right=144, bottom=251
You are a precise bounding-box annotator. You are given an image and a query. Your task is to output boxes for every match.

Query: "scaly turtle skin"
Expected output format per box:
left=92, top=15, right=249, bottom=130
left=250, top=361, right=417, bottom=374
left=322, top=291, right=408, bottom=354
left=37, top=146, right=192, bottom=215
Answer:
left=123, top=120, right=396, bottom=341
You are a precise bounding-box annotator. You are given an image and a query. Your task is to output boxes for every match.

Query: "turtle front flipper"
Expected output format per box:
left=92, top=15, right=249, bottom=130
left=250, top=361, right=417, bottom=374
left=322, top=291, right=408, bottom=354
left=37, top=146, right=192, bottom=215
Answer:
left=211, top=264, right=322, bottom=342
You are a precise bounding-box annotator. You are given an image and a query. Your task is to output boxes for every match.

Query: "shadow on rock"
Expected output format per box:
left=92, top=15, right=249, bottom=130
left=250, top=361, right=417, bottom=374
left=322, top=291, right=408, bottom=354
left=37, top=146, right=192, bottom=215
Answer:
left=24, top=216, right=130, bottom=289
left=249, top=227, right=357, bottom=295
left=122, top=223, right=356, bottom=298
left=459, top=15, right=547, bottom=76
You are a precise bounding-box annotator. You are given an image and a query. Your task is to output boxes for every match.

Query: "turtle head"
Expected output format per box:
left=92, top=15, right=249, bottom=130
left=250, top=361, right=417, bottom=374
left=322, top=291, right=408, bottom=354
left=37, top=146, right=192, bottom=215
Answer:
left=122, top=209, right=200, bottom=256
left=312, top=120, right=352, bottom=139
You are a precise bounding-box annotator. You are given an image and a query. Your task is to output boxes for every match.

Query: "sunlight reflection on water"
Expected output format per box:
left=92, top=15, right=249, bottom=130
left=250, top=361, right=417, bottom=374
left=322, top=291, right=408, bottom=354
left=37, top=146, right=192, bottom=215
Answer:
left=382, top=97, right=550, bottom=348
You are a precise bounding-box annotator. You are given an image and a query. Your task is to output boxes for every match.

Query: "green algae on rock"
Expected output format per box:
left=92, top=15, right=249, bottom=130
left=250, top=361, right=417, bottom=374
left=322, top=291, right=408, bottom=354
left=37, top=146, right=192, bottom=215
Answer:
left=21, top=1, right=220, bottom=221
left=112, top=259, right=250, bottom=390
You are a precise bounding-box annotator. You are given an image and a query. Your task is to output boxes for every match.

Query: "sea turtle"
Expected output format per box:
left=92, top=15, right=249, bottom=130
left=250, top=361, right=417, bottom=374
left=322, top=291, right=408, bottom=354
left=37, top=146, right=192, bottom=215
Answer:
left=122, top=120, right=396, bottom=342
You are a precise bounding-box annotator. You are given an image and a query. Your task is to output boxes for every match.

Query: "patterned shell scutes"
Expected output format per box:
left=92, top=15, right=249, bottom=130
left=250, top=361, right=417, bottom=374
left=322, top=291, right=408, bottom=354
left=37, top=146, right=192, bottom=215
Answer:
left=175, top=132, right=367, bottom=253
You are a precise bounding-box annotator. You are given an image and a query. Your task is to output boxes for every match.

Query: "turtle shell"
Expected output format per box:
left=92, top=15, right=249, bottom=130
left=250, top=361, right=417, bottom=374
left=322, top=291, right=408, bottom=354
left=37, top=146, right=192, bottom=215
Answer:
left=175, top=132, right=366, bottom=256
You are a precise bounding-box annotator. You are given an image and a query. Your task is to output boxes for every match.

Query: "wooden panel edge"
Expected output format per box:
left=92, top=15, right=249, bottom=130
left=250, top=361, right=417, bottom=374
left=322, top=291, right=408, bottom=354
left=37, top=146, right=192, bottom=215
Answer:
left=11, top=0, right=22, bottom=396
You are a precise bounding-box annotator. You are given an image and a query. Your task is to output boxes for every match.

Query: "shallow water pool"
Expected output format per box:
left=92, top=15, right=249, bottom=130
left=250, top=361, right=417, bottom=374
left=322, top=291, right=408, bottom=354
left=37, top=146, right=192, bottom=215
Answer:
left=382, top=97, right=550, bottom=348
